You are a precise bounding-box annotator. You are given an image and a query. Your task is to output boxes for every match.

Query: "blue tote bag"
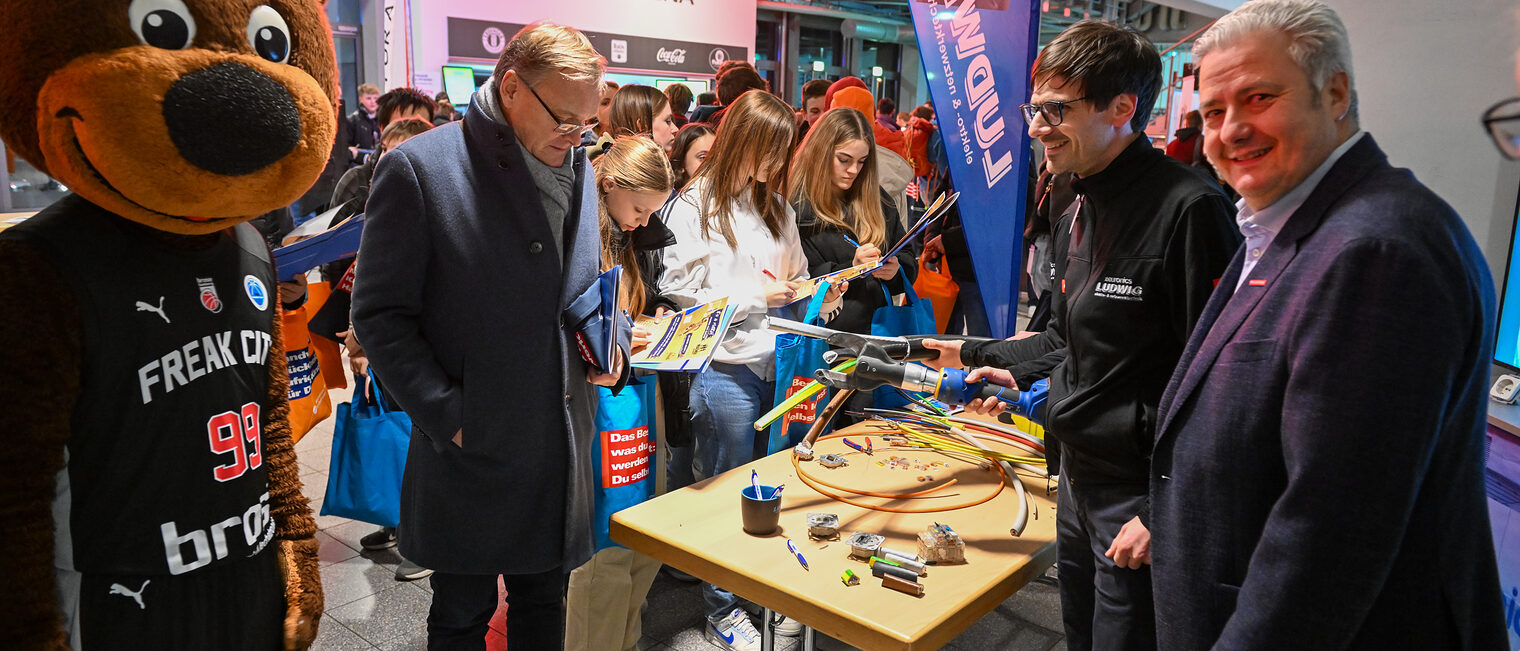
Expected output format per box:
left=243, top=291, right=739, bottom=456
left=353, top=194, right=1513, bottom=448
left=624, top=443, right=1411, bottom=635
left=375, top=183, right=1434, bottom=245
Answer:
left=768, top=285, right=834, bottom=454
left=871, top=271, right=938, bottom=409
left=591, top=374, right=659, bottom=550
left=321, top=371, right=411, bottom=528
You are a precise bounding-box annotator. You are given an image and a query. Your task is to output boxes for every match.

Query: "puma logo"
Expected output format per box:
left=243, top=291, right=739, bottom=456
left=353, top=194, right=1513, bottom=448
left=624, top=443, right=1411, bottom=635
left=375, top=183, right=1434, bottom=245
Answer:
left=109, top=579, right=150, bottom=610
left=135, top=296, right=170, bottom=324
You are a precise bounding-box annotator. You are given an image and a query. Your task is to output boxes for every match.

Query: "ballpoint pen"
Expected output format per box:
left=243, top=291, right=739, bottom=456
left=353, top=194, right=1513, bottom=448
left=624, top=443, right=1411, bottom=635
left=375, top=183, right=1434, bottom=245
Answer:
left=786, top=538, right=809, bottom=570
left=750, top=469, right=761, bottom=497
left=768, top=484, right=785, bottom=500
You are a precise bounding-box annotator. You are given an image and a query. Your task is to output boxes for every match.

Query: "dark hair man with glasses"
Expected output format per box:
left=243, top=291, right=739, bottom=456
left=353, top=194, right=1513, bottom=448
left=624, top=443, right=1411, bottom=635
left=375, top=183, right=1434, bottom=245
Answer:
left=352, top=22, right=623, bottom=650
left=1145, top=0, right=1503, bottom=648
left=921, top=20, right=1238, bottom=651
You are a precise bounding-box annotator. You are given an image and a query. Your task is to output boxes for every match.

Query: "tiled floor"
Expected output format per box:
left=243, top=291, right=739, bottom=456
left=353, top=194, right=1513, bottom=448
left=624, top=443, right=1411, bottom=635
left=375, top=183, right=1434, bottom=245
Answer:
left=303, top=304, right=1063, bottom=650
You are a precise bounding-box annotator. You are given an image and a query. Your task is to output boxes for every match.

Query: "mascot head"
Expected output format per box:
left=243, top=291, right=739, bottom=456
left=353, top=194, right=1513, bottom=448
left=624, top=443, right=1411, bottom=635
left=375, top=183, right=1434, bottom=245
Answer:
left=0, top=0, right=338, bottom=234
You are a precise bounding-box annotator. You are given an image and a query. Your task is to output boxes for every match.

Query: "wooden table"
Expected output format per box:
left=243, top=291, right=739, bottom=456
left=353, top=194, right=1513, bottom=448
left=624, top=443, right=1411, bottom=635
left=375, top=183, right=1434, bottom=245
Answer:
left=611, top=420, right=1059, bottom=650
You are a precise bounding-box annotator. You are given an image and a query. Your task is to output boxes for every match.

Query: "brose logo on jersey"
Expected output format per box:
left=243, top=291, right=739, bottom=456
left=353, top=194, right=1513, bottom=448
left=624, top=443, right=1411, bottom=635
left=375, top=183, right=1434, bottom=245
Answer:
left=160, top=491, right=273, bottom=575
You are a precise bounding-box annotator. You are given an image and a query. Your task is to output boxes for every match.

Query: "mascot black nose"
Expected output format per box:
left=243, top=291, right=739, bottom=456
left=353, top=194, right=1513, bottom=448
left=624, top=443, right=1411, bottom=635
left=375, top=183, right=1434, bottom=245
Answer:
left=162, top=62, right=302, bottom=176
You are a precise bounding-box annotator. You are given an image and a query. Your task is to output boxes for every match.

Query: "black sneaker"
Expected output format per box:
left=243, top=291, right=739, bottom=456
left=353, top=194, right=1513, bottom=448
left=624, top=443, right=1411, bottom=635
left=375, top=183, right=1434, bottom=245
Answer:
left=360, top=527, right=397, bottom=551
left=395, top=558, right=434, bottom=581
left=660, top=564, right=700, bottom=583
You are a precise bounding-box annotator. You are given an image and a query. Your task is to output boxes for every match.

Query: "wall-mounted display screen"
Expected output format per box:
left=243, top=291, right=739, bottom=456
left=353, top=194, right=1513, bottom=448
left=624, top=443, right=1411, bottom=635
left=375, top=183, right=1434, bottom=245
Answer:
left=1496, top=186, right=1520, bottom=370
left=441, top=65, right=479, bottom=106
left=656, top=78, right=709, bottom=95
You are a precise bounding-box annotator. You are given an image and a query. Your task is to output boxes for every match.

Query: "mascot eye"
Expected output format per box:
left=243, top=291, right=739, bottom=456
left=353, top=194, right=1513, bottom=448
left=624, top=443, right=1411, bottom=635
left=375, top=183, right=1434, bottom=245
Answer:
left=128, top=0, right=197, bottom=50
left=247, top=6, right=292, bottom=64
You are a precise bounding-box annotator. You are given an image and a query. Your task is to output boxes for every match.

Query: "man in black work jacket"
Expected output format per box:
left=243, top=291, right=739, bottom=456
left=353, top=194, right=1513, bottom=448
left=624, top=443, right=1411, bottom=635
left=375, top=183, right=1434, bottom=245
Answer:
left=922, top=21, right=1239, bottom=651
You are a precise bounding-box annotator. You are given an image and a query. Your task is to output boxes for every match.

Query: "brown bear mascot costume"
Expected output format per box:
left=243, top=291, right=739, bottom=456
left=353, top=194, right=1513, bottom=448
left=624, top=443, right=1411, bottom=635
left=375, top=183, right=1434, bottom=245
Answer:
left=0, top=0, right=337, bottom=648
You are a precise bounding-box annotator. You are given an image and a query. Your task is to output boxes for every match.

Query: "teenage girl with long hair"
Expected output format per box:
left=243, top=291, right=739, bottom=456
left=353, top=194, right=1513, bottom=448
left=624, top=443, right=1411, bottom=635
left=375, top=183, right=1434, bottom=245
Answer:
left=604, top=85, right=678, bottom=153
left=564, top=136, right=675, bottom=651
left=788, top=107, right=916, bottom=334
left=595, top=136, right=678, bottom=324
left=657, top=90, right=842, bottom=648
left=657, top=121, right=716, bottom=497
left=668, top=122, right=716, bottom=192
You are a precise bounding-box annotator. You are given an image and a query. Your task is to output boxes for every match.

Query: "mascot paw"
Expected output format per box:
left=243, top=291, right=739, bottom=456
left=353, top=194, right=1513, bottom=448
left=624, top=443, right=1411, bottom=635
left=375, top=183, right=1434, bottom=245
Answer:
left=279, top=537, right=323, bottom=650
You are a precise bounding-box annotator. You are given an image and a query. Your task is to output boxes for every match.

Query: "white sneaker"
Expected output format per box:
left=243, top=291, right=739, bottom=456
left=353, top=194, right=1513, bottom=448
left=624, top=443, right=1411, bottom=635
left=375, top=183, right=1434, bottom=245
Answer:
left=772, top=613, right=803, bottom=637
left=704, top=607, right=762, bottom=651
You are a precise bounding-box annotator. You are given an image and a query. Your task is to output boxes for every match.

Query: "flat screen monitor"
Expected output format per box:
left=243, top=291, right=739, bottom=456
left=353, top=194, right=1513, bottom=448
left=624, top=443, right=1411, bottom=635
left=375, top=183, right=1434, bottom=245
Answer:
left=656, top=78, right=708, bottom=96
left=441, top=66, right=479, bottom=106
left=1496, top=184, right=1520, bottom=370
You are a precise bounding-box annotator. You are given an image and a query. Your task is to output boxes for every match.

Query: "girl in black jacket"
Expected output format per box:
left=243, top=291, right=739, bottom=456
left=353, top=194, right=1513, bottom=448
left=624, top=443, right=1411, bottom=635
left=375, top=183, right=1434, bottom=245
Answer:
left=788, top=108, right=916, bottom=334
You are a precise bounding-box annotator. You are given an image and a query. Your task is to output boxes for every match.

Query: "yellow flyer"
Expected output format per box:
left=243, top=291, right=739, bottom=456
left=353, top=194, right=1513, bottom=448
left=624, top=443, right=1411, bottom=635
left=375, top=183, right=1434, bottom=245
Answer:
left=786, top=261, right=881, bottom=305
left=630, top=297, right=738, bottom=372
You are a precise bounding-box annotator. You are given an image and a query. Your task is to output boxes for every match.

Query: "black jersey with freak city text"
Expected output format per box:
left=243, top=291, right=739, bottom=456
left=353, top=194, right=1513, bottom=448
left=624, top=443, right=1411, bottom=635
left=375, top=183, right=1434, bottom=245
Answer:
left=2, top=196, right=278, bottom=576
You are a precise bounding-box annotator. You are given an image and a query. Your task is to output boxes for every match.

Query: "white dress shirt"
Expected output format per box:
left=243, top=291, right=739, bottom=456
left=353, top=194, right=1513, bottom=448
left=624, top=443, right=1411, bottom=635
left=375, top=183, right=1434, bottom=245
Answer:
left=1235, top=130, right=1366, bottom=290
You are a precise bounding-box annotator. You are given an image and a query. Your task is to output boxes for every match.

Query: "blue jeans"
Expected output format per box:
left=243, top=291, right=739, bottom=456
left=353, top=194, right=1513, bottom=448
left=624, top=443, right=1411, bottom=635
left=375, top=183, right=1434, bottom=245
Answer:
left=666, top=443, right=695, bottom=492
left=689, top=362, right=774, bottom=622
left=948, top=277, right=993, bottom=336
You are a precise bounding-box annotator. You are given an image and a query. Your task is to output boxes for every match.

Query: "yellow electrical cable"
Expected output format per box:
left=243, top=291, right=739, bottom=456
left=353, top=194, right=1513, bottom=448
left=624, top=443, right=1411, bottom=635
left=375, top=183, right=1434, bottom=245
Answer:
left=893, top=426, right=1044, bottom=465
left=752, top=358, right=859, bottom=430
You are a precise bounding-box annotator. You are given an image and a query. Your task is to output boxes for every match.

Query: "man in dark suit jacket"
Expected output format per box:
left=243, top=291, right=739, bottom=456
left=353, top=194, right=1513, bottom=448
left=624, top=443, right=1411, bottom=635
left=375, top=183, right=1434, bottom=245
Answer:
left=351, top=23, right=622, bottom=650
left=926, top=21, right=1240, bottom=651
left=1150, top=2, right=1506, bottom=648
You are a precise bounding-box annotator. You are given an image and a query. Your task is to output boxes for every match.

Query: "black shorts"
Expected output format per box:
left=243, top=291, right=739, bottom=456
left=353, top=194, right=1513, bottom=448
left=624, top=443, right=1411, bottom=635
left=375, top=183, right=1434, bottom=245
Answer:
left=77, top=550, right=283, bottom=650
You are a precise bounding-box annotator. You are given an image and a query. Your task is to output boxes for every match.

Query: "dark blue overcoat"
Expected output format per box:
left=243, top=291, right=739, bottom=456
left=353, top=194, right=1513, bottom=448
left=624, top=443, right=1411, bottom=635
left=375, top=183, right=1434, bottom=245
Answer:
left=353, top=92, right=602, bottom=574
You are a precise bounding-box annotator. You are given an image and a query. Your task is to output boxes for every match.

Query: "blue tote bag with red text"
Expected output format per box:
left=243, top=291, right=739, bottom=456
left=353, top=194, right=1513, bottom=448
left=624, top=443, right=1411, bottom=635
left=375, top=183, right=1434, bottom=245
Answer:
left=591, top=374, right=658, bottom=550
left=768, top=286, right=834, bottom=453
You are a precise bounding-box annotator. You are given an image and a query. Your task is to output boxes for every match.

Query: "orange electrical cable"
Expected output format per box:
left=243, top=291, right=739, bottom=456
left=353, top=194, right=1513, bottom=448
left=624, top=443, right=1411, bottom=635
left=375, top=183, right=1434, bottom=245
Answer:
left=803, top=462, right=960, bottom=498
left=791, top=432, right=1008, bottom=514
left=808, top=431, right=959, bottom=497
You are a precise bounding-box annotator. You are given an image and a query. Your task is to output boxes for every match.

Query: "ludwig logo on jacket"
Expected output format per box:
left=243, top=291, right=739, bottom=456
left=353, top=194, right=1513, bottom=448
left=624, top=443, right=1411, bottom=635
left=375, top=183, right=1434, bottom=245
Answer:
left=1093, top=275, right=1144, bottom=302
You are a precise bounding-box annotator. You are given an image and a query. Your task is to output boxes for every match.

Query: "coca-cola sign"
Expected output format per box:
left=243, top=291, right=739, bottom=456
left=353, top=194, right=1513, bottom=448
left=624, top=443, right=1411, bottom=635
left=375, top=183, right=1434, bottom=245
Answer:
left=656, top=48, right=687, bottom=65
left=447, top=18, right=747, bottom=75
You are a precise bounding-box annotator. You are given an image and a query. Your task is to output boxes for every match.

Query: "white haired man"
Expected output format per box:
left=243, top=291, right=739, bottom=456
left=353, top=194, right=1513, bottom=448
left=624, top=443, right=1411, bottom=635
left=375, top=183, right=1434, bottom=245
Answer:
left=1148, top=0, right=1506, bottom=648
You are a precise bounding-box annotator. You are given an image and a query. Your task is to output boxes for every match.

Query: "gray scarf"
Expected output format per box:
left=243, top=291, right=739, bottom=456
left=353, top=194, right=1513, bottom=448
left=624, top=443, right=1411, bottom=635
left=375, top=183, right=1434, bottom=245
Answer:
left=479, top=75, right=574, bottom=257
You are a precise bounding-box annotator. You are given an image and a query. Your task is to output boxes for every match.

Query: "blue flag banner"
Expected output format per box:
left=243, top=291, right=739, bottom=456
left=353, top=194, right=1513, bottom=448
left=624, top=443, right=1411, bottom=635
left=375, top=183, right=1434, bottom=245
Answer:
left=909, top=0, right=1040, bottom=337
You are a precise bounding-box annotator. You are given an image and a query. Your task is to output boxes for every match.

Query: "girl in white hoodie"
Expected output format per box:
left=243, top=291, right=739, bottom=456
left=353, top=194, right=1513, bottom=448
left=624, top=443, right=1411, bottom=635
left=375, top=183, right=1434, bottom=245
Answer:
left=657, top=89, right=842, bottom=648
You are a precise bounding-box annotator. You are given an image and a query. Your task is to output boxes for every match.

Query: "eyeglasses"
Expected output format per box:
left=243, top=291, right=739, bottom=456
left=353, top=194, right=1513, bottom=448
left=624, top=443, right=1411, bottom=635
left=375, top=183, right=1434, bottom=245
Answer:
left=1484, top=97, right=1520, bottom=160
left=520, top=76, right=599, bottom=136
left=1019, top=96, right=1090, bottom=127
